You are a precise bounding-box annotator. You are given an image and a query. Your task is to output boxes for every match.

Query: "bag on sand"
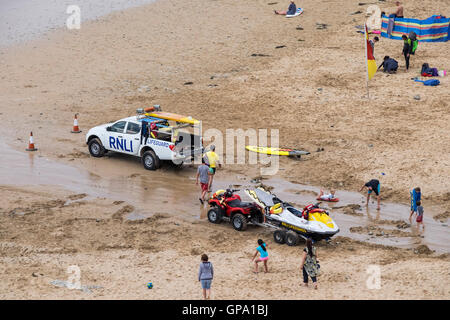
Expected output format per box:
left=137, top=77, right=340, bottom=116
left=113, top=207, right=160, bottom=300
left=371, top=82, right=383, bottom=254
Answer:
left=409, top=31, right=418, bottom=54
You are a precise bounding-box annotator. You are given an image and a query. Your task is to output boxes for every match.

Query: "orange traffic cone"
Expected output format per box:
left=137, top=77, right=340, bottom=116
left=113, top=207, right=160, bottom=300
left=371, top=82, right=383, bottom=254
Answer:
left=71, top=113, right=82, bottom=133
left=26, top=131, right=38, bottom=151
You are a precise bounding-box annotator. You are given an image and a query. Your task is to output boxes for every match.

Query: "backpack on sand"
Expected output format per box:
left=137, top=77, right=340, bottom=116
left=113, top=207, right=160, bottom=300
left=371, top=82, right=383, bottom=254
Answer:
left=409, top=31, right=418, bottom=54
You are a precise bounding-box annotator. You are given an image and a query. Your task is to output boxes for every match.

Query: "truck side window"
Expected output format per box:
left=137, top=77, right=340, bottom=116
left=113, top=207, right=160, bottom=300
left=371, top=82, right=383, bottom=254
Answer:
left=126, top=122, right=141, bottom=134
left=110, top=121, right=126, bottom=133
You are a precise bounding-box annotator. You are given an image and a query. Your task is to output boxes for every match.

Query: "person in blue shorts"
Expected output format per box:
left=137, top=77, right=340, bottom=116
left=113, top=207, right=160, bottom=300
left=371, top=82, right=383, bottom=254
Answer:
left=198, top=254, right=214, bottom=300
left=274, top=1, right=296, bottom=15
left=359, top=179, right=381, bottom=210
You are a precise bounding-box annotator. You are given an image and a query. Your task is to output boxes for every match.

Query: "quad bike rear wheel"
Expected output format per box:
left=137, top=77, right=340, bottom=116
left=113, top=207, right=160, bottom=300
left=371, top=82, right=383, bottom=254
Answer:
left=207, top=207, right=223, bottom=224
left=231, top=213, right=248, bottom=231
left=286, top=231, right=300, bottom=246
left=273, top=230, right=287, bottom=244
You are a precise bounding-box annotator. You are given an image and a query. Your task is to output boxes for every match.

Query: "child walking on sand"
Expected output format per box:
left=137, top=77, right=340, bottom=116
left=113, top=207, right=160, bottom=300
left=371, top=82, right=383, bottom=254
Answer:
left=416, top=201, right=425, bottom=231
left=198, top=254, right=214, bottom=300
left=252, top=239, right=269, bottom=273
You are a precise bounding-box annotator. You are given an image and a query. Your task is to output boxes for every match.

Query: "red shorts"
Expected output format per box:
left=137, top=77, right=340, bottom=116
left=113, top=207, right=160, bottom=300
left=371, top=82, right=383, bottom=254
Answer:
left=416, top=215, right=423, bottom=223
left=201, top=183, right=209, bottom=192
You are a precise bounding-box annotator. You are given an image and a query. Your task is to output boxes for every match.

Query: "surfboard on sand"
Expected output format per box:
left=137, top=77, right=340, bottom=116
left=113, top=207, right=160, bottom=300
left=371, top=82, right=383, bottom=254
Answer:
left=245, top=146, right=310, bottom=157
left=286, top=8, right=303, bottom=18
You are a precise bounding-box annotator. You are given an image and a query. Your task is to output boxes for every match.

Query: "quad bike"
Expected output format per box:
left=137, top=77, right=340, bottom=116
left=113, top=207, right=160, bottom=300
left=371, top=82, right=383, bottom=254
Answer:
left=207, top=188, right=264, bottom=231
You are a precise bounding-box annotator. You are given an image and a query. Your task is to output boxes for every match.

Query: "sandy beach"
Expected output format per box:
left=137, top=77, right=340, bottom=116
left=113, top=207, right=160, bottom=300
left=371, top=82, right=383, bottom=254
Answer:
left=0, top=0, right=449, bottom=299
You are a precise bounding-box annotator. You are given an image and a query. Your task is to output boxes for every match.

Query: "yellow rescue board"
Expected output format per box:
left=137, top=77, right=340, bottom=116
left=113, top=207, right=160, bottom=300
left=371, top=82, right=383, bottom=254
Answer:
left=145, top=111, right=200, bottom=125
left=245, top=146, right=310, bottom=157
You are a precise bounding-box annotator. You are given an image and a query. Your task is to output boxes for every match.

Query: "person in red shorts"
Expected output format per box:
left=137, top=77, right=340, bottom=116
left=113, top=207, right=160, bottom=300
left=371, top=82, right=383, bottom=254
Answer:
left=416, top=201, right=425, bottom=232
left=196, top=159, right=210, bottom=204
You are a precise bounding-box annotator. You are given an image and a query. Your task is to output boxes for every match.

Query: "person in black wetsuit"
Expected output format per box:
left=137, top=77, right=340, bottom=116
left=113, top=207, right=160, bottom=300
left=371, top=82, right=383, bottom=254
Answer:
left=359, top=179, right=381, bottom=210
left=274, top=1, right=296, bottom=15
left=402, top=34, right=412, bottom=70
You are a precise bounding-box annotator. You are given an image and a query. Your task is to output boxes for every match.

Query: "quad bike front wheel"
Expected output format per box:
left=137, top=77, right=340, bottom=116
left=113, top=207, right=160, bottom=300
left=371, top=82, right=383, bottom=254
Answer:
left=273, top=230, right=287, bottom=244
left=207, top=207, right=223, bottom=224
left=231, top=213, right=248, bottom=231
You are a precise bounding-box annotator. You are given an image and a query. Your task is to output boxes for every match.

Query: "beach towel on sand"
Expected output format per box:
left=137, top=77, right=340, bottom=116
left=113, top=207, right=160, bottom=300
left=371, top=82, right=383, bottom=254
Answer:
left=414, top=79, right=440, bottom=86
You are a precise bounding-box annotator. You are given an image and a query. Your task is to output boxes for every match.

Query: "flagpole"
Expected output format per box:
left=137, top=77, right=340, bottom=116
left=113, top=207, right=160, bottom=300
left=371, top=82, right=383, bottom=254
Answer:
left=364, top=23, right=370, bottom=99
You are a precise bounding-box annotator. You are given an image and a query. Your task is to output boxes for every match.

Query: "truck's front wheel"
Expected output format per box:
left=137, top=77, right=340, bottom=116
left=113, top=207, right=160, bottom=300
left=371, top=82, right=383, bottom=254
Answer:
left=142, top=150, right=160, bottom=170
left=88, top=138, right=105, bottom=157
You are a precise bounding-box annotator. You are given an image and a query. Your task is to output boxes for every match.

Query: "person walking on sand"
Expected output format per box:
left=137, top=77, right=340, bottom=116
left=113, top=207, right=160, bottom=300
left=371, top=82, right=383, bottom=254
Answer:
left=415, top=201, right=425, bottom=231
left=203, top=145, right=221, bottom=192
left=198, top=254, right=214, bottom=300
left=300, top=238, right=319, bottom=289
left=252, top=239, right=269, bottom=274
left=196, top=159, right=210, bottom=204
left=359, top=179, right=381, bottom=210
left=274, top=1, right=296, bottom=15
left=409, top=187, right=421, bottom=222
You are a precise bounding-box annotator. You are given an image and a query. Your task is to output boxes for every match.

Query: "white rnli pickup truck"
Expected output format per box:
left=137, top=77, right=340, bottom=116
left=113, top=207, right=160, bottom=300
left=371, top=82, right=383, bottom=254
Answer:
left=85, top=107, right=204, bottom=170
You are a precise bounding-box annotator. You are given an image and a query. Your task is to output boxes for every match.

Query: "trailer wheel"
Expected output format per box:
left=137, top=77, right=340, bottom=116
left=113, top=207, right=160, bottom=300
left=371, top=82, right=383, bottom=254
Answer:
left=273, top=230, right=286, bottom=244
left=231, top=214, right=247, bottom=231
left=88, top=138, right=105, bottom=157
left=286, top=231, right=300, bottom=246
left=207, top=207, right=222, bottom=224
left=142, top=150, right=160, bottom=170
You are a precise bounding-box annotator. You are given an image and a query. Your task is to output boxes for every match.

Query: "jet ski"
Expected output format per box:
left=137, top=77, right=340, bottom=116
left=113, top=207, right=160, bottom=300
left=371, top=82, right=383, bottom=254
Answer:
left=245, top=187, right=339, bottom=244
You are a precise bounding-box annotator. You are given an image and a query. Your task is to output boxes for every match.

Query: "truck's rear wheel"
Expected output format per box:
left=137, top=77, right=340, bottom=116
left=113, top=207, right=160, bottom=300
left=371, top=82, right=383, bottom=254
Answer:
left=273, top=230, right=286, bottom=244
left=207, top=207, right=222, bottom=224
left=286, top=231, right=300, bottom=246
left=231, top=213, right=247, bottom=231
left=142, top=150, right=160, bottom=170
left=88, top=138, right=105, bottom=157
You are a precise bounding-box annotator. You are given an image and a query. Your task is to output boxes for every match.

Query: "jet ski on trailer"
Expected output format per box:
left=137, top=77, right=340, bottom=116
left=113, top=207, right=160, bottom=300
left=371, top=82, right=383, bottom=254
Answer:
left=245, top=187, right=339, bottom=245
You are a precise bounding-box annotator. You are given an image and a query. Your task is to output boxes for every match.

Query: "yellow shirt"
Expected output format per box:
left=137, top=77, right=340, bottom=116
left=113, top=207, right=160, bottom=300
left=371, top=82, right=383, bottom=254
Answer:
left=206, top=151, right=219, bottom=168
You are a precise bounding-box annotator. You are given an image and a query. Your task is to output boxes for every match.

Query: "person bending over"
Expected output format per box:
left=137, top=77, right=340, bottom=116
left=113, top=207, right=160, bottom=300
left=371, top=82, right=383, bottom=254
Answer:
left=359, top=179, right=381, bottom=210
left=378, top=56, right=398, bottom=74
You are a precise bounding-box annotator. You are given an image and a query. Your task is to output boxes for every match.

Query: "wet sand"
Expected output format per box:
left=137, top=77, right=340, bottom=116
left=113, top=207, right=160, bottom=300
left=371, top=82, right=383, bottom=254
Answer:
left=1, top=185, right=449, bottom=300
left=0, top=0, right=449, bottom=299
left=2, top=140, right=448, bottom=253
left=0, top=0, right=156, bottom=47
